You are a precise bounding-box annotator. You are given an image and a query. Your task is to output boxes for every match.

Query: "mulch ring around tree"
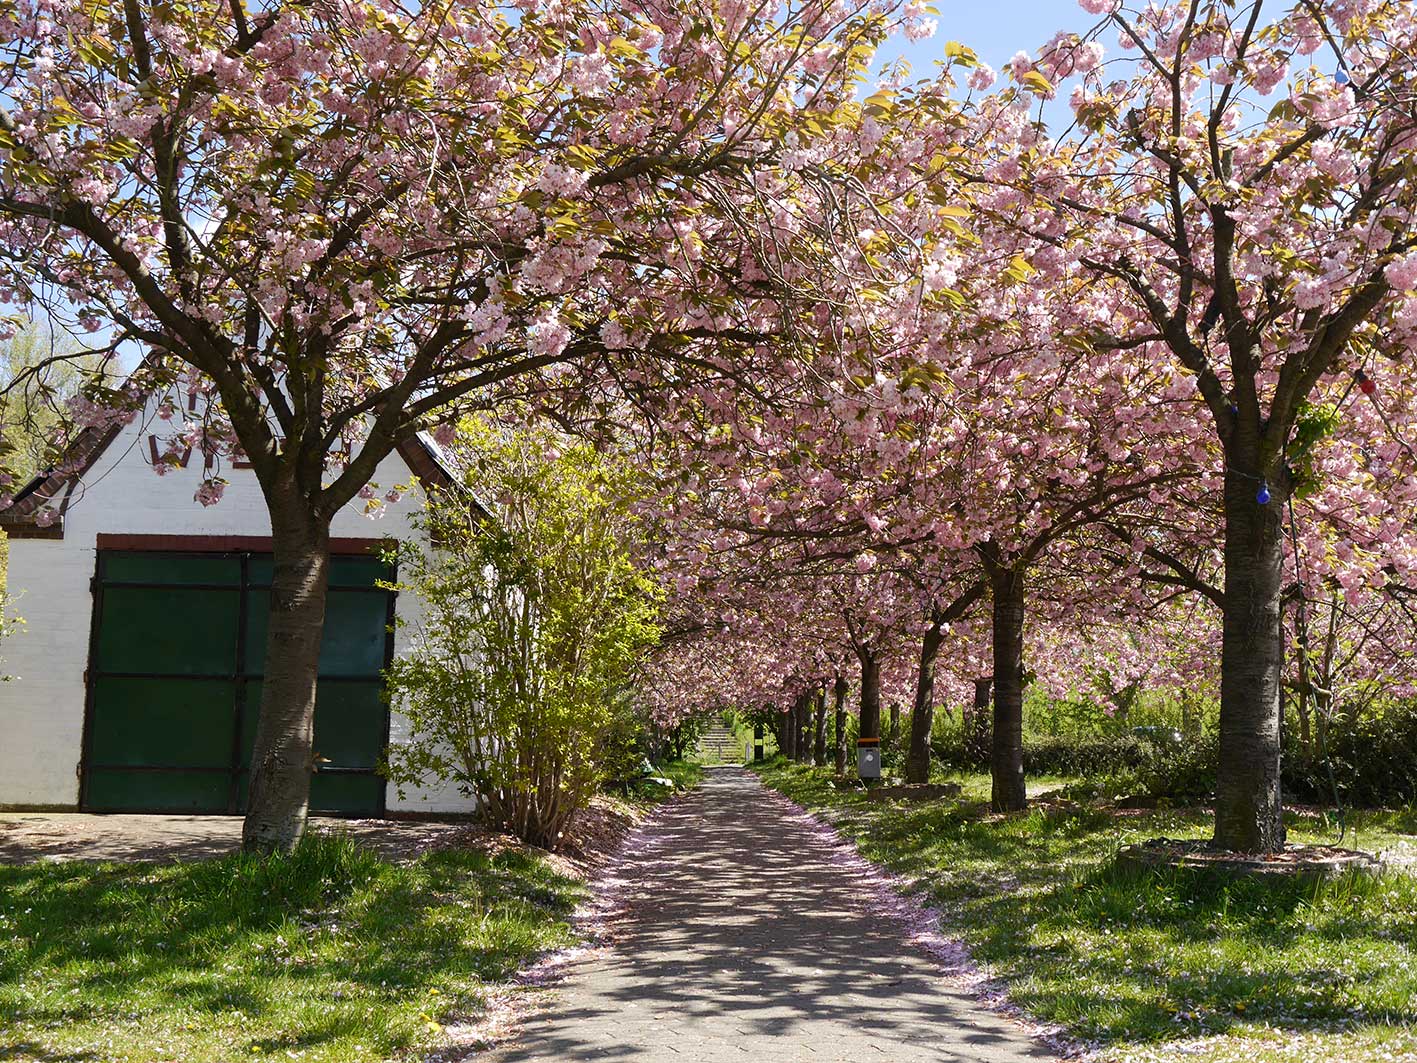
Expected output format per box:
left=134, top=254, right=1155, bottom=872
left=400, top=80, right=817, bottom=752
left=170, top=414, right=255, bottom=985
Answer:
left=1116, top=837, right=1384, bottom=878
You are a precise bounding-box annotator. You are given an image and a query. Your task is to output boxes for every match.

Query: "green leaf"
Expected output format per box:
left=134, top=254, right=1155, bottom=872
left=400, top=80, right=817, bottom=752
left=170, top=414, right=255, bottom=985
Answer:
left=944, top=41, right=978, bottom=67
left=1021, top=70, right=1054, bottom=95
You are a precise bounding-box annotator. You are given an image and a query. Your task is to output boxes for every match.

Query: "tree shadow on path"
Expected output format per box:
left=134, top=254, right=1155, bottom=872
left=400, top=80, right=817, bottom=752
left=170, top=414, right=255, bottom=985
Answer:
left=489, top=769, right=1054, bottom=1063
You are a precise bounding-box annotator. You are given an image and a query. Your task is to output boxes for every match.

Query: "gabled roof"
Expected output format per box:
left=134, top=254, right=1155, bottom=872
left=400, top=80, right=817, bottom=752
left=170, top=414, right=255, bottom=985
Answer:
left=0, top=406, right=463, bottom=538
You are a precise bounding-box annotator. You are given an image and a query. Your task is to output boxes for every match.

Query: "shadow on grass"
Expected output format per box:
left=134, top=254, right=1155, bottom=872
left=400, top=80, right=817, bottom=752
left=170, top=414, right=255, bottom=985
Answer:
left=756, top=760, right=1417, bottom=1048
left=0, top=1045, right=101, bottom=1062
left=0, top=832, right=583, bottom=1059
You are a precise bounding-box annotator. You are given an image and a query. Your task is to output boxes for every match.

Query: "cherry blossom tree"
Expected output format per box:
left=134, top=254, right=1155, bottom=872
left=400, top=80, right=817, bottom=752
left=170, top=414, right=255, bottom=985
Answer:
left=988, top=0, right=1417, bottom=849
left=0, top=0, right=938, bottom=850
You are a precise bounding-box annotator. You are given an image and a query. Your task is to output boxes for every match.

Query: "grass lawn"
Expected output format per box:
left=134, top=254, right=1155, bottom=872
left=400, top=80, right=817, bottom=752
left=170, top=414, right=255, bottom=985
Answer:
left=647, top=758, right=705, bottom=792
left=0, top=765, right=704, bottom=1062
left=755, top=759, right=1417, bottom=1063
left=1, top=831, right=584, bottom=1061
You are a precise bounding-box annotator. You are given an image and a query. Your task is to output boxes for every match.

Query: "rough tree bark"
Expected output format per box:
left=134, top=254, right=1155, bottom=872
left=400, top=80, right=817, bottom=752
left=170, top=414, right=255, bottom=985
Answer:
left=905, top=620, right=945, bottom=784
left=812, top=686, right=827, bottom=766
left=780, top=700, right=796, bottom=761
left=833, top=673, right=849, bottom=774
left=1214, top=464, right=1288, bottom=852
left=988, top=562, right=1027, bottom=813
left=857, top=648, right=881, bottom=741
left=242, top=479, right=331, bottom=852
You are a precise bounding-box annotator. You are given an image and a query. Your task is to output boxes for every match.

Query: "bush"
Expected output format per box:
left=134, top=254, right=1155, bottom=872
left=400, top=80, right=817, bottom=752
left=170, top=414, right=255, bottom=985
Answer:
left=1024, top=734, right=1154, bottom=776
left=384, top=421, right=661, bottom=850
left=1285, top=700, right=1417, bottom=807
left=1133, top=734, right=1218, bottom=802
left=933, top=730, right=1153, bottom=775
left=933, top=693, right=1417, bottom=808
left=932, top=725, right=1219, bottom=802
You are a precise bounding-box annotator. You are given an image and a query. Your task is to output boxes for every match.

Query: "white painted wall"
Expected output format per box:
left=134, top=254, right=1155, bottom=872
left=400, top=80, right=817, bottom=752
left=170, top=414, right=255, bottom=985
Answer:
left=0, top=400, right=476, bottom=814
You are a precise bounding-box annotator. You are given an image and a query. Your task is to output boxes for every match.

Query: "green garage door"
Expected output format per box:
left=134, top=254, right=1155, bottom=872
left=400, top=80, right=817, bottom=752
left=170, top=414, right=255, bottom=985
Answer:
left=82, top=550, right=395, bottom=815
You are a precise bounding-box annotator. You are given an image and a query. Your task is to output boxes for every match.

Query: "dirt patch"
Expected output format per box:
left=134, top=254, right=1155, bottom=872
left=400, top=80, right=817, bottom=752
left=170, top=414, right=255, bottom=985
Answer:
left=1117, top=837, right=1382, bottom=878
left=0, top=795, right=649, bottom=870
left=0, top=811, right=475, bottom=865
left=394, top=795, right=647, bottom=880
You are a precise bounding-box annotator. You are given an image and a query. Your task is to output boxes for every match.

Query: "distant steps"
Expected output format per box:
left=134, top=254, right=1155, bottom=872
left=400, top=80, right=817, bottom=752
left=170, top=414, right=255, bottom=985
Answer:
left=695, top=724, right=743, bottom=764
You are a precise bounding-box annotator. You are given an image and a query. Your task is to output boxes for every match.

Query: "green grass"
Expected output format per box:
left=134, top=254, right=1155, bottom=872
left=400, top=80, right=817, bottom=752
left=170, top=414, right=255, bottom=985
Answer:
left=0, top=830, right=584, bottom=1062
left=652, top=758, right=705, bottom=792
left=615, top=757, right=703, bottom=803
left=755, top=760, right=1417, bottom=1063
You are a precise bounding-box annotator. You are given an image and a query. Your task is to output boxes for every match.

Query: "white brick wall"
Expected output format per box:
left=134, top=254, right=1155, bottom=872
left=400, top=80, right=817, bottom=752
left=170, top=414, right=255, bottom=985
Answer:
left=0, top=402, right=476, bottom=814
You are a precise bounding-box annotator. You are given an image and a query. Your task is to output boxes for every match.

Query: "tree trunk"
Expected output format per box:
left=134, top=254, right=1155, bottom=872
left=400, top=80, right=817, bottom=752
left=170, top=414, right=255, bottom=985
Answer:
left=780, top=701, right=796, bottom=761
left=242, top=488, right=331, bottom=853
left=812, top=687, right=827, bottom=766
left=906, top=621, right=945, bottom=784
left=989, top=565, right=1027, bottom=813
left=1214, top=467, right=1287, bottom=852
left=795, top=693, right=813, bottom=763
left=968, top=677, right=992, bottom=764
left=858, top=649, right=881, bottom=740
left=833, top=673, right=849, bottom=774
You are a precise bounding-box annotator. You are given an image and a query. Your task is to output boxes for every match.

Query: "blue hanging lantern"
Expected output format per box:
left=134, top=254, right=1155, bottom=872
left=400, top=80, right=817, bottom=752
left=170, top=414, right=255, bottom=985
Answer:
left=1257, top=481, right=1271, bottom=505
left=1336, top=65, right=1350, bottom=85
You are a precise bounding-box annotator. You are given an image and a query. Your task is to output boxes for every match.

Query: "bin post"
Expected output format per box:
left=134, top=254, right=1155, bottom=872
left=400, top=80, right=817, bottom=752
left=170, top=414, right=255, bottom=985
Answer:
left=857, top=737, right=881, bottom=780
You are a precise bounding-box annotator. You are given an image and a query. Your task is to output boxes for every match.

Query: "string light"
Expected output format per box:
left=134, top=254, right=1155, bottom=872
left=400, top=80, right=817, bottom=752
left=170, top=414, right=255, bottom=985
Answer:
left=1257, top=481, right=1271, bottom=505
left=1357, top=368, right=1377, bottom=396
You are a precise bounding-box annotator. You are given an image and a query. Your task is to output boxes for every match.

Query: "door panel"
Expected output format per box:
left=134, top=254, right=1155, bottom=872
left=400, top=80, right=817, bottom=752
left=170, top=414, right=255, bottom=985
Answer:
left=243, top=589, right=389, bottom=677
left=94, top=588, right=240, bottom=676
left=313, top=682, right=387, bottom=769
left=85, top=551, right=393, bottom=815
left=84, top=768, right=231, bottom=813
left=87, top=678, right=236, bottom=768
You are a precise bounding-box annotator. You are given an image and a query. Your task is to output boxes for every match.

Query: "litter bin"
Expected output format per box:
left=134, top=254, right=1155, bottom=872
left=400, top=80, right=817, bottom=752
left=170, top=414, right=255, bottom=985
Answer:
left=857, top=737, right=881, bottom=780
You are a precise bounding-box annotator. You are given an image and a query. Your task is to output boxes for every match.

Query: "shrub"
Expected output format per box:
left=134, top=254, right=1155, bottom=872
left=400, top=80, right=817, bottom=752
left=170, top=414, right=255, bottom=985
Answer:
left=1134, top=734, right=1218, bottom=802
left=932, top=723, right=1219, bottom=802
left=384, top=421, right=661, bottom=850
left=1023, top=734, right=1155, bottom=776
left=1284, top=700, right=1417, bottom=808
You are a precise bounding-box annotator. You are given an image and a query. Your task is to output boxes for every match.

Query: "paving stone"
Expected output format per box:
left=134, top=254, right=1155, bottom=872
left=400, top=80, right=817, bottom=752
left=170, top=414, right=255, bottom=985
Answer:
left=487, top=769, right=1054, bottom=1063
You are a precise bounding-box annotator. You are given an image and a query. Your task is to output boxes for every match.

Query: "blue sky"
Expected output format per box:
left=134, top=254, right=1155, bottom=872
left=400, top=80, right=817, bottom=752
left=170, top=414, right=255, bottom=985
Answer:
left=886, top=0, right=1097, bottom=76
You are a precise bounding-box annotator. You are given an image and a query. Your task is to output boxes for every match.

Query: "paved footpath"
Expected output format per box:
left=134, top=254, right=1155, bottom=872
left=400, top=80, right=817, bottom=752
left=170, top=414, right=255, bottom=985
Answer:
left=486, top=768, right=1054, bottom=1063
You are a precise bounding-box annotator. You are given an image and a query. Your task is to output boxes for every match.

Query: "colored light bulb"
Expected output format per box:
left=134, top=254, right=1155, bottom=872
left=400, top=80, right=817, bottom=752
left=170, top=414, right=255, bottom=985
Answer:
left=1257, top=482, right=1271, bottom=505
left=1359, top=374, right=1377, bottom=395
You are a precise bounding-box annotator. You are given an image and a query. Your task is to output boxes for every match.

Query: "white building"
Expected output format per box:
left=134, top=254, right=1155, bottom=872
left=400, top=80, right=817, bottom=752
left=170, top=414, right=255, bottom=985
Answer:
left=0, top=395, right=476, bottom=816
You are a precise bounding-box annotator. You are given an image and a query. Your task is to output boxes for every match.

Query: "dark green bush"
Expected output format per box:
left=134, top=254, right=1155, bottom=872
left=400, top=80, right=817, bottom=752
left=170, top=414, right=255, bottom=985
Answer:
left=1284, top=701, right=1417, bottom=808
left=1134, top=734, right=1218, bottom=801
left=933, top=731, right=1154, bottom=775
left=929, top=694, right=1417, bottom=809
left=932, top=727, right=1218, bottom=802
left=1025, top=734, right=1155, bottom=776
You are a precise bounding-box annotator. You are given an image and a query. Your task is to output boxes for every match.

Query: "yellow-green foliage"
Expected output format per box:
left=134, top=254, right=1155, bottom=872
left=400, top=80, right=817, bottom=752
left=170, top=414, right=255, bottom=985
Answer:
left=385, top=419, right=661, bottom=849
